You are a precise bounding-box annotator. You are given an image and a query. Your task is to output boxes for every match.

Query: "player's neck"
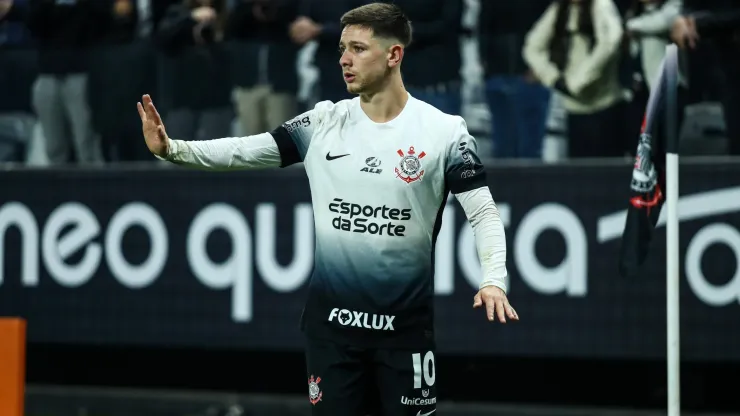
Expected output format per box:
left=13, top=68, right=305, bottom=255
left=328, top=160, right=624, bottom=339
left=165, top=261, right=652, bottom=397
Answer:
left=358, top=76, right=408, bottom=124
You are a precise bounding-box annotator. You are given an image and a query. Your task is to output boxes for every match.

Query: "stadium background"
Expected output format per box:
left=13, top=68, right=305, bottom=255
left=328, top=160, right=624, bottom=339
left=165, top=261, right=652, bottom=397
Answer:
left=1, top=0, right=739, bottom=415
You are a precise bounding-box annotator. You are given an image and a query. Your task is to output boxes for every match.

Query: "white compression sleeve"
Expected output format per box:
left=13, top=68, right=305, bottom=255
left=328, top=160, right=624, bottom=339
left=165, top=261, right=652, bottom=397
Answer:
left=159, top=132, right=283, bottom=170
left=454, top=186, right=508, bottom=293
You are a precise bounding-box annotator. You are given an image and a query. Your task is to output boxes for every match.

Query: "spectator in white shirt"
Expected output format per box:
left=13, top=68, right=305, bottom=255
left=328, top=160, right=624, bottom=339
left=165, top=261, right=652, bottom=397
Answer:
left=523, top=0, right=626, bottom=158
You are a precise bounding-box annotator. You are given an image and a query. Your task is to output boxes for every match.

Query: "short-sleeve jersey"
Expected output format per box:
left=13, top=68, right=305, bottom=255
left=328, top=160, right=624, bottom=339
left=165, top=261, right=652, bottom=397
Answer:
left=270, top=95, right=487, bottom=349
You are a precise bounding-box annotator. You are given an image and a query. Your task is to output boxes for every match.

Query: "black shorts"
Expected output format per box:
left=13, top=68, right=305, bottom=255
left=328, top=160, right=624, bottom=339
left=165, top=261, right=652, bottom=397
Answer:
left=304, top=338, right=438, bottom=416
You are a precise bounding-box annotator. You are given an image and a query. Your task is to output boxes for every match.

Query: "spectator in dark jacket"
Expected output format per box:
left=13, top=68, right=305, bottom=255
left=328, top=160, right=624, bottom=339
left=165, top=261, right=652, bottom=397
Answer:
left=0, top=0, right=36, bottom=163
left=480, top=0, right=551, bottom=158
left=290, top=0, right=367, bottom=103
left=0, top=0, right=35, bottom=114
left=391, top=0, right=463, bottom=115
left=0, top=0, right=31, bottom=47
left=227, top=0, right=300, bottom=136
left=87, top=0, right=160, bottom=162
left=672, top=0, right=740, bottom=155
left=26, top=0, right=107, bottom=164
left=155, top=0, right=233, bottom=142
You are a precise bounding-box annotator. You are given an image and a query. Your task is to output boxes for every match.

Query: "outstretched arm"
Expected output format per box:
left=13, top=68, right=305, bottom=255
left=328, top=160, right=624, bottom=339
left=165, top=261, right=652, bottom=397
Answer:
left=138, top=94, right=317, bottom=170
left=161, top=133, right=283, bottom=170
left=626, top=0, right=681, bottom=36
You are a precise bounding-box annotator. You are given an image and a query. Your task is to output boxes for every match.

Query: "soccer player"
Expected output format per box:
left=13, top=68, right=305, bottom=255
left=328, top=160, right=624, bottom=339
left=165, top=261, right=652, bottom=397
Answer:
left=138, top=3, right=517, bottom=415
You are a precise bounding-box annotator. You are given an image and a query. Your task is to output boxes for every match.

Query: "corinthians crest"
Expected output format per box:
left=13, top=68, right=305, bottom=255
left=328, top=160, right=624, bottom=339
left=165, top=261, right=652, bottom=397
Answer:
left=395, top=146, right=426, bottom=183
left=630, top=133, right=658, bottom=194
left=308, top=375, right=322, bottom=405
left=629, top=132, right=663, bottom=212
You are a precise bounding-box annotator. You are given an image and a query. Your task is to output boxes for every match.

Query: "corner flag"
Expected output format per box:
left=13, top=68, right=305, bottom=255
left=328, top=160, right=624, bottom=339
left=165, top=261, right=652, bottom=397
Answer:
left=619, top=45, right=680, bottom=278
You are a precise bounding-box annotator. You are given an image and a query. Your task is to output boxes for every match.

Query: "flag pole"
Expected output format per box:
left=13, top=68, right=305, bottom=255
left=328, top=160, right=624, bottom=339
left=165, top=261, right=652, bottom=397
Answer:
left=664, top=44, right=680, bottom=416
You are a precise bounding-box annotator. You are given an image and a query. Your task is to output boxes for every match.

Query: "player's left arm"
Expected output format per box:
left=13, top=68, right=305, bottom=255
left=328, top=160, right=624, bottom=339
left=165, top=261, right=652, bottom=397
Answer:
left=445, top=118, right=518, bottom=324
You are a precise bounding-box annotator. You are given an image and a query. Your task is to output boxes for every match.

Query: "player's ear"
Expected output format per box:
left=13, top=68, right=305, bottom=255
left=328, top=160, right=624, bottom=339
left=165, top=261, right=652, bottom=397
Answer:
left=387, top=44, right=404, bottom=68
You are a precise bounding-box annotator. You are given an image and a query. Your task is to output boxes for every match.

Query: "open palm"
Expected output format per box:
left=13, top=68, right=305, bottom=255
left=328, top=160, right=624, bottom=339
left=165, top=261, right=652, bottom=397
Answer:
left=137, top=94, right=169, bottom=158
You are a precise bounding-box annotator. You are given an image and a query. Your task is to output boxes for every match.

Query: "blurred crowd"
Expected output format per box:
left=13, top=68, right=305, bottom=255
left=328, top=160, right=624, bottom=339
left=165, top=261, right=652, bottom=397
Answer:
left=0, top=0, right=738, bottom=165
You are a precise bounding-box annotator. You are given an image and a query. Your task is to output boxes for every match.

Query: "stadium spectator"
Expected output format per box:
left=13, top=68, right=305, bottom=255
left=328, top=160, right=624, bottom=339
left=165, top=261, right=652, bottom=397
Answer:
left=625, top=0, right=684, bottom=92
left=290, top=0, right=367, bottom=103
left=671, top=0, right=740, bottom=155
left=105, top=0, right=142, bottom=43
left=26, top=0, right=107, bottom=164
left=523, top=0, right=626, bottom=158
left=155, top=0, right=233, bottom=141
left=226, top=0, right=300, bottom=136
left=87, top=0, right=159, bottom=162
left=623, top=0, right=687, bottom=155
left=0, top=0, right=30, bottom=46
left=479, top=0, right=551, bottom=159
left=391, top=0, right=463, bottom=116
left=0, top=0, right=36, bottom=163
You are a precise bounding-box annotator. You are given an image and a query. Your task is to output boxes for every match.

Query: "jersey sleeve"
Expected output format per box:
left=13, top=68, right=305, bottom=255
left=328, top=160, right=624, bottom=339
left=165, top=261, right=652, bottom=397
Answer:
left=445, top=118, right=488, bottom=194
left=269, top=100, right=332, bottom=167
left=162, top=132, right=282, bottom=169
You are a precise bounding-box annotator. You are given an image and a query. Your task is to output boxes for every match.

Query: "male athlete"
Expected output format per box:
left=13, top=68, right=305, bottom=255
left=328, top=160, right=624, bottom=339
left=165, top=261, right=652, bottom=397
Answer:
left=138, top=3, right=517, bottom=415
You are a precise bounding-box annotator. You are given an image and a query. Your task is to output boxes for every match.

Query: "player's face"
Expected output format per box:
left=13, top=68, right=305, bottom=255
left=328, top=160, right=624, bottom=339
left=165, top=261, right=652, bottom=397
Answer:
left=338, top=26, right=393, bottom=94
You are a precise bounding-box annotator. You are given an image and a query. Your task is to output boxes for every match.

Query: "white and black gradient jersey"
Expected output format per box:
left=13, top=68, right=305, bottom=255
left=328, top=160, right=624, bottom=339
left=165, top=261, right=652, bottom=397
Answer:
left=270, top=95, right=487, bottom=349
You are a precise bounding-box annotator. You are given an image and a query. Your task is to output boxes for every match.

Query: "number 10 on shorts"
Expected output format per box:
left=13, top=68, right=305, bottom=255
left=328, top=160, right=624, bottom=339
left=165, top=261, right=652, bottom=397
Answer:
left=412, top=351, right=435, bottom=389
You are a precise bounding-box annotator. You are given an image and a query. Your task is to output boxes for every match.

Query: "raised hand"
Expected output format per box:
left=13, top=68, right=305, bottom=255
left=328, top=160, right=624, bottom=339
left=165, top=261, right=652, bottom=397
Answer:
left=137, top=94, right=169, bottom=158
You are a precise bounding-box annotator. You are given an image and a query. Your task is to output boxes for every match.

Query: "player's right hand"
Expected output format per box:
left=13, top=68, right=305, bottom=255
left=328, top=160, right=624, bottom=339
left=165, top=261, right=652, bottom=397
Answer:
left=473, top=285, right=518, bottom=324
left=137, top=94, right=169, bottom=159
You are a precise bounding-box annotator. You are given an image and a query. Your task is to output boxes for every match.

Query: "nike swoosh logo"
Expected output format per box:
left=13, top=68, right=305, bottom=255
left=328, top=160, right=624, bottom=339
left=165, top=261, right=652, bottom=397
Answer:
left=326, top=152, right=350, bottom=161
left=417, top=409, right=436, bottom=416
